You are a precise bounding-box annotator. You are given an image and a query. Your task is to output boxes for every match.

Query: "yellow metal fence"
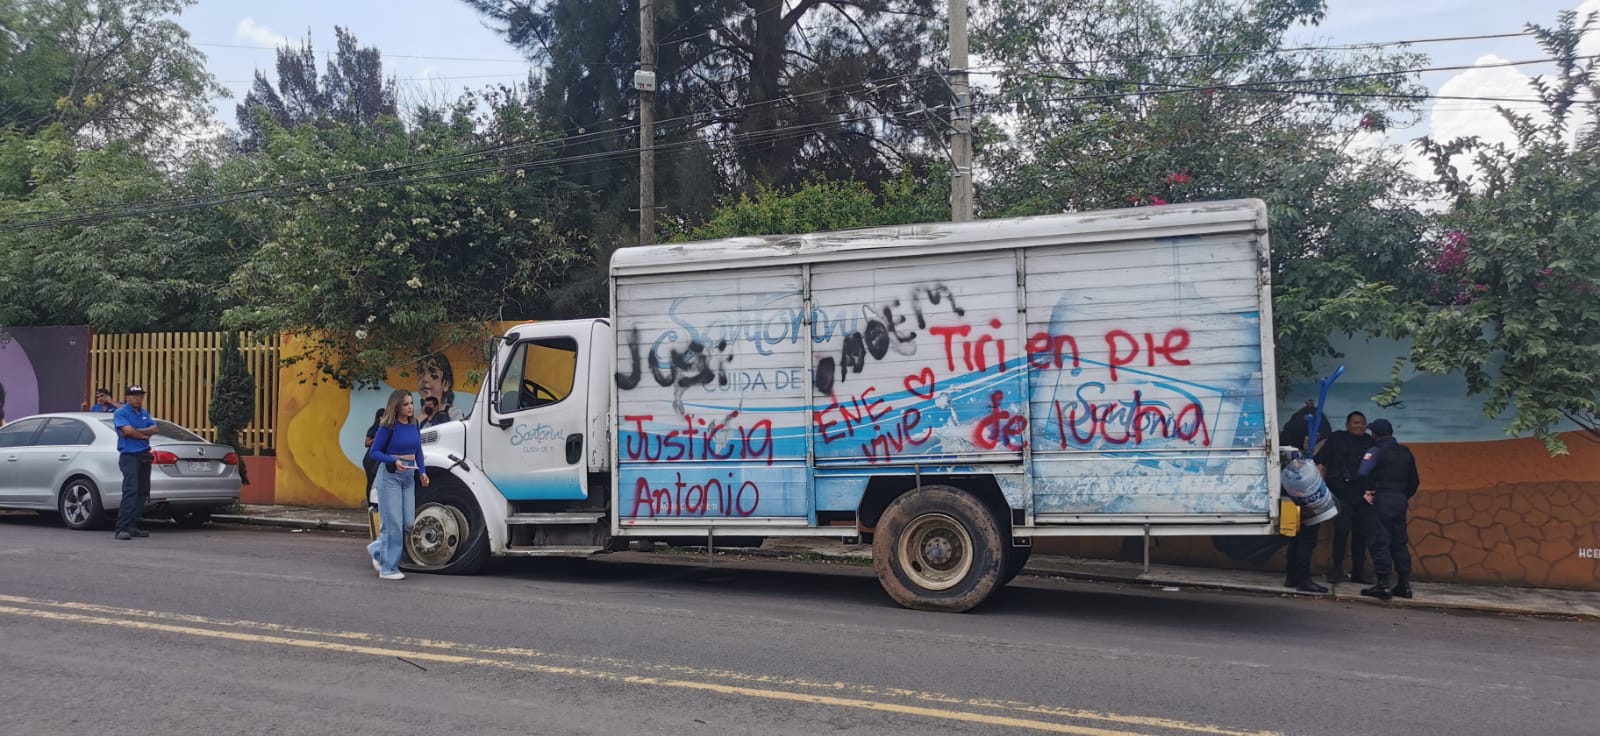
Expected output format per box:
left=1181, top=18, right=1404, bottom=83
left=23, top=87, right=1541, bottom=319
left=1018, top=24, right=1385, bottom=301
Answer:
left=89, top=332, right=279, bottom=452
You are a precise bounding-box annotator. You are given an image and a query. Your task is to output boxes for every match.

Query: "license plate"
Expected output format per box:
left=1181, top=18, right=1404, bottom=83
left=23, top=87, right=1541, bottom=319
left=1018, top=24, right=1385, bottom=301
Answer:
left=185, top=461, right=210, bottom=473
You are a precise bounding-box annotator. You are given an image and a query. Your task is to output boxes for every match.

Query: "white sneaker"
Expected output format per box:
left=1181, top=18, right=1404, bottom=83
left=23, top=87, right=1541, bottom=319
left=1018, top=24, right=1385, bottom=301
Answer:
left=379, top=571, right=406, bottom=580
left=371, top=556, right=381, bottom=573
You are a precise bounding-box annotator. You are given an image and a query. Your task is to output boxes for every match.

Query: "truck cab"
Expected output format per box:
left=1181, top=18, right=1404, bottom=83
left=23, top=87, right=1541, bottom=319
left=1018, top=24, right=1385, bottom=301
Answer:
left=408, top=319, right=615, bottom=572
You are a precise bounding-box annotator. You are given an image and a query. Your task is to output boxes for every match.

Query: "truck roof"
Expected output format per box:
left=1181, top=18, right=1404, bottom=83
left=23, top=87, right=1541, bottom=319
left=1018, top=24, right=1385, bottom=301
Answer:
left=610, top=199, right=1267, bottom=277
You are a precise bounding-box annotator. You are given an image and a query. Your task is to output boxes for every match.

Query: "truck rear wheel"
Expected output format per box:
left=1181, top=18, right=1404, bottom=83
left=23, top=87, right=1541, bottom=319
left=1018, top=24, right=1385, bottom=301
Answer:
left=872, top=486, right=1004, bottom=612
left=404, top=481, right=489, bottom=575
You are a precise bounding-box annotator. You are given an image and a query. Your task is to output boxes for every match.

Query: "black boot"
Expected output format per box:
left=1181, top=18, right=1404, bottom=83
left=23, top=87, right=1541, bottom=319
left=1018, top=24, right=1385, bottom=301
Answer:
left=1360, top=582, right=1393, bottom=601
left=1296, top=580, right=1330, bottom=594
left=1392, top=576, right=1413, bottom=599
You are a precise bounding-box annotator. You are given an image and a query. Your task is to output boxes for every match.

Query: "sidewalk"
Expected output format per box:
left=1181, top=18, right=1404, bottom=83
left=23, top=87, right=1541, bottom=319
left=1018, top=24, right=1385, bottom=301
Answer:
left=216, top=504, right=1600, bottom=620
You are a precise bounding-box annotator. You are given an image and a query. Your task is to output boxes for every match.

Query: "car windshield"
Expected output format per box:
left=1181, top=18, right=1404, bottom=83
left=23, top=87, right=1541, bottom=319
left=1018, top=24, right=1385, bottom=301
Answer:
left=94, top=417, right=207, bottom=443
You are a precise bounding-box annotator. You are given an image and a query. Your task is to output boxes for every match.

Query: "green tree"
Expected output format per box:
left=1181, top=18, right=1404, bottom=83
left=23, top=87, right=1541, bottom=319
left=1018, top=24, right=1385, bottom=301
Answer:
left=463, top=0, right=946, bottom=246
left=682, top=171, right=948, bottom=240
left=0, top=134, right=247, bottom=330
left=235, top=27, right=399, bottom=151
left=0, top=0, right=225, bottom=154
left=209, top=331, right=255, bottom=483
left=222, top=89, right=588, bottom=386
left=1401, top=12, right=1600, bottom=454
left=972, top=0, right=1432, bottom=391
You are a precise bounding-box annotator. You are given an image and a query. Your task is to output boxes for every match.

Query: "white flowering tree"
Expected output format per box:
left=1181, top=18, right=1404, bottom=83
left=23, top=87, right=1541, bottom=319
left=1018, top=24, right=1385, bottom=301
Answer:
left=223, top=88, right=586, bottom=386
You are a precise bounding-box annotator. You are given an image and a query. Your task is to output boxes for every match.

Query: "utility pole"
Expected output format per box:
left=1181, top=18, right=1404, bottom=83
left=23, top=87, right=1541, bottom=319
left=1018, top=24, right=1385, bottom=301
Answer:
left=636, top=0, right=657, bottom=244
left=948, top=0, right=974, bottom=222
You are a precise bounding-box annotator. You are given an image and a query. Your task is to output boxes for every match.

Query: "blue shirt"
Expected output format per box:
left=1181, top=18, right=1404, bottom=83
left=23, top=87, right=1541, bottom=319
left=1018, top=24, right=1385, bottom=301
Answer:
left=90, top=403, right=117, bottom=413
left=112, top=404, right=157, bottom=454
left=368, top=421, right=425, bottom=479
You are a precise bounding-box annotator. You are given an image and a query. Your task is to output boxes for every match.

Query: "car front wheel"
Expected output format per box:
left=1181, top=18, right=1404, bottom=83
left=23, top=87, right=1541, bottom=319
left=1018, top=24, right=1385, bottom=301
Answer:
left=59, top=477, right=107, bottom=531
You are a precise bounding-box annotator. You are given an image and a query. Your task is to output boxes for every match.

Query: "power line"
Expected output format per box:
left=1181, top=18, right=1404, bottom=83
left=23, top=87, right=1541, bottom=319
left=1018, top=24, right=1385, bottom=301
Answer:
left=10, top=51, right=1590, bottom=230
left=964, top=30, right=1542, bottom=72
left=0, top=113, right=897, bottom=232
left=219, top=72, right=535, bottom=85
left=195, top=41, right=531, bottom=65
left=1001, top=55, right=1600, bottom=110
left=2, top=74, right=926, bottom=223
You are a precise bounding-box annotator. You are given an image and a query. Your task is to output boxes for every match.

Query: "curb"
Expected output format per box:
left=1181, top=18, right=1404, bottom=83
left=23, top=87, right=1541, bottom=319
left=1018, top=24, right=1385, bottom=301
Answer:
left=1023, top=566, right=1599, bottom=620
left=213, top=515, right=368, bottom=533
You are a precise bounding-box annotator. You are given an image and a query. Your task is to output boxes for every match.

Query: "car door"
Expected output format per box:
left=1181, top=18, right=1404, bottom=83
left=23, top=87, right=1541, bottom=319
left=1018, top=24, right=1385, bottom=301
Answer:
left=0, top=418, right=48, bottom=505
left=15, top=418, right=94, bottom=506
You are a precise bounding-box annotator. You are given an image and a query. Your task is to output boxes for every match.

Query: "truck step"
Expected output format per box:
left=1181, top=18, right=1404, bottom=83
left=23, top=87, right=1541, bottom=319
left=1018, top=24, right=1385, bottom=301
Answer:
left=505, top=512, right=605, bottom=525
left=501, top=545, right=605, bottom=558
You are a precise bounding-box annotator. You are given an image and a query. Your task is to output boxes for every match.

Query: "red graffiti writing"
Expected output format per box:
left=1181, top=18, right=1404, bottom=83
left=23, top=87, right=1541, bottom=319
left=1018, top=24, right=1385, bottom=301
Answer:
left=815, top=387, right=892, bottom=445
left=860, top=408, right=933, bottom=463
left=930, top=318, right=1009, bottom=374
left=1025, top=332, right=1082, bottom=370
left=622, top=414, right=774, bottom=465
left=1051, top=392, right=1211, bottom=447
left=903, top=367, right=936, bottom=399
left=1104, top=329, right=1191, bottom=382
left=973, top=391, right=1028, bottom=451
left=628, top=474, right=761, bottom=518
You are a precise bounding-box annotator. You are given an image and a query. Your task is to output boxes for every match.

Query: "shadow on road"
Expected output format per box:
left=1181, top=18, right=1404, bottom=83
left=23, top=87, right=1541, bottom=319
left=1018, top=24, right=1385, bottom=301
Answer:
left=0, top=510, right=236, bottom=535
left=487, top=553, right=1293, bottom=634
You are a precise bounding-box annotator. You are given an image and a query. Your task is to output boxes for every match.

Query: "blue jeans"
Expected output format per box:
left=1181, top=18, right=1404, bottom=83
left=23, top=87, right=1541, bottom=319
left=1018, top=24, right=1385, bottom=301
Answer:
left=366, top=467, right=416, bottom=575
left=116, top=453, right=151, bottom=533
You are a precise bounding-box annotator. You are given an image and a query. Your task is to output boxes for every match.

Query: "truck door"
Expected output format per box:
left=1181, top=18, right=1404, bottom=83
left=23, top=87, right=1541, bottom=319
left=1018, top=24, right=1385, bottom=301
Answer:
left=481, top=327, right=590, bottom=501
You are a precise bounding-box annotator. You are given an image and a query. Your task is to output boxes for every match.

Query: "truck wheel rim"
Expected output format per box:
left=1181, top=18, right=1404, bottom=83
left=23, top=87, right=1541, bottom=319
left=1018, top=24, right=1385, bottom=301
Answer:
left=897, top=512, right=972, bottom=591
left=406, top=504, right=466, bottom=568
left=63, top=484, right=93, bottom=526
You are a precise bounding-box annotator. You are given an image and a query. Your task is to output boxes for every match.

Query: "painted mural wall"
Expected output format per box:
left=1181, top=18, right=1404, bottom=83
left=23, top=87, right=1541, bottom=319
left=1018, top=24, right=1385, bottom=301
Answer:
left=273, top=331, right=507, bottom=508
left=0, top=327, right=91, bottom=424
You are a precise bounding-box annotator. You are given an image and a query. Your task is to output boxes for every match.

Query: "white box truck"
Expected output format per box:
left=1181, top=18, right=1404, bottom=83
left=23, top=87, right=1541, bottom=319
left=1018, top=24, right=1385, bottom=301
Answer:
left=399, top=199, right=1281, bottom=611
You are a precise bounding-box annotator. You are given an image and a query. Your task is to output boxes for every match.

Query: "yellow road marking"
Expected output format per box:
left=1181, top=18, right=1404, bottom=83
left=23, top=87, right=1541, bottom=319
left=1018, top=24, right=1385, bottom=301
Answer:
left=0, top=594, right=1278, bottom=736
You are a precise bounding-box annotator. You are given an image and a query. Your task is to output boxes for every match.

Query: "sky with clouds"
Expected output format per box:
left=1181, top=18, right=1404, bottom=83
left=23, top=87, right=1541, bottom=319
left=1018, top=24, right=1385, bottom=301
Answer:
left=176, top=0, right=1599, bottom=155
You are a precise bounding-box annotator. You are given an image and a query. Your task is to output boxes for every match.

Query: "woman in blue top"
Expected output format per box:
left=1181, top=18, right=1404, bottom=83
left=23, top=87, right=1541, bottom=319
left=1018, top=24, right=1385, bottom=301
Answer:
left=366, top=390, right=430, bottom=580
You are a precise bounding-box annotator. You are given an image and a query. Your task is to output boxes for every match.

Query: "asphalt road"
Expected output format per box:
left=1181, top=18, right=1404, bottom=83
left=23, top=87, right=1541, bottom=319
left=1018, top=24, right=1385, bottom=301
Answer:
left=0, top=513, right=1595, bottom=736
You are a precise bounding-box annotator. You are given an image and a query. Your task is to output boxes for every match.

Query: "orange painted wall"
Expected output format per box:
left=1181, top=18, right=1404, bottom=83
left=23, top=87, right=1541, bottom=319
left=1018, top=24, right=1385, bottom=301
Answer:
left=1036, top=432, right=1600, bottom=591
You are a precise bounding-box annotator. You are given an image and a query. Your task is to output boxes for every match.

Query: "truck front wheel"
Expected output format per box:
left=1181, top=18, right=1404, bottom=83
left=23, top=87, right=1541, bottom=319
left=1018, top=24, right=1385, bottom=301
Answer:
left=404, top=481, right=489, bottom=575
left=872, top=486, right=1004, bottom=612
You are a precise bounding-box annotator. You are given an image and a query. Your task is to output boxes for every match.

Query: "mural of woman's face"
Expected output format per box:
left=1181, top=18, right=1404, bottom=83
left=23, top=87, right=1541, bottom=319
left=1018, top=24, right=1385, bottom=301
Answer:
left=417, top=359, right=452, bottom=402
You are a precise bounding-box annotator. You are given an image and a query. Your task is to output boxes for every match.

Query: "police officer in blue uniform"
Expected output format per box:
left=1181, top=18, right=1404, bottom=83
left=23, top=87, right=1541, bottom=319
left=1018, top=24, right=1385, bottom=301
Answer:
left=1356, top=419, right=1420, bottom=600
left=112, top=385, right=159, bottom=540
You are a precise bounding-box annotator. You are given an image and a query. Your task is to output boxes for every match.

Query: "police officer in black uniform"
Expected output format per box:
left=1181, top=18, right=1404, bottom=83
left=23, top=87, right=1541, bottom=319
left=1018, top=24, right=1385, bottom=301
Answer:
left=1356, top=419, right=1420, bottom=600
left=1315, top=411, right=1375, bottom=584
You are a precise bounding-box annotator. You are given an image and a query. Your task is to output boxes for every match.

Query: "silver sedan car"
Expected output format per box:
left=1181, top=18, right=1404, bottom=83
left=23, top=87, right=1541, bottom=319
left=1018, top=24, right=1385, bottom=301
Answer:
left=0, top=412, right=241, bottom=529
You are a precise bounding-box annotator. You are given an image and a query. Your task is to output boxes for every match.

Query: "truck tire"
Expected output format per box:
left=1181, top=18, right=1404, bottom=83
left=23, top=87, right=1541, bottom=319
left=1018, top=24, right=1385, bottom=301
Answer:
left=1001, top=545, right=1033, bottom=585
left=872, top=486, right=1005, bottom=612
left=404, top=480, right=489, bottom=575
